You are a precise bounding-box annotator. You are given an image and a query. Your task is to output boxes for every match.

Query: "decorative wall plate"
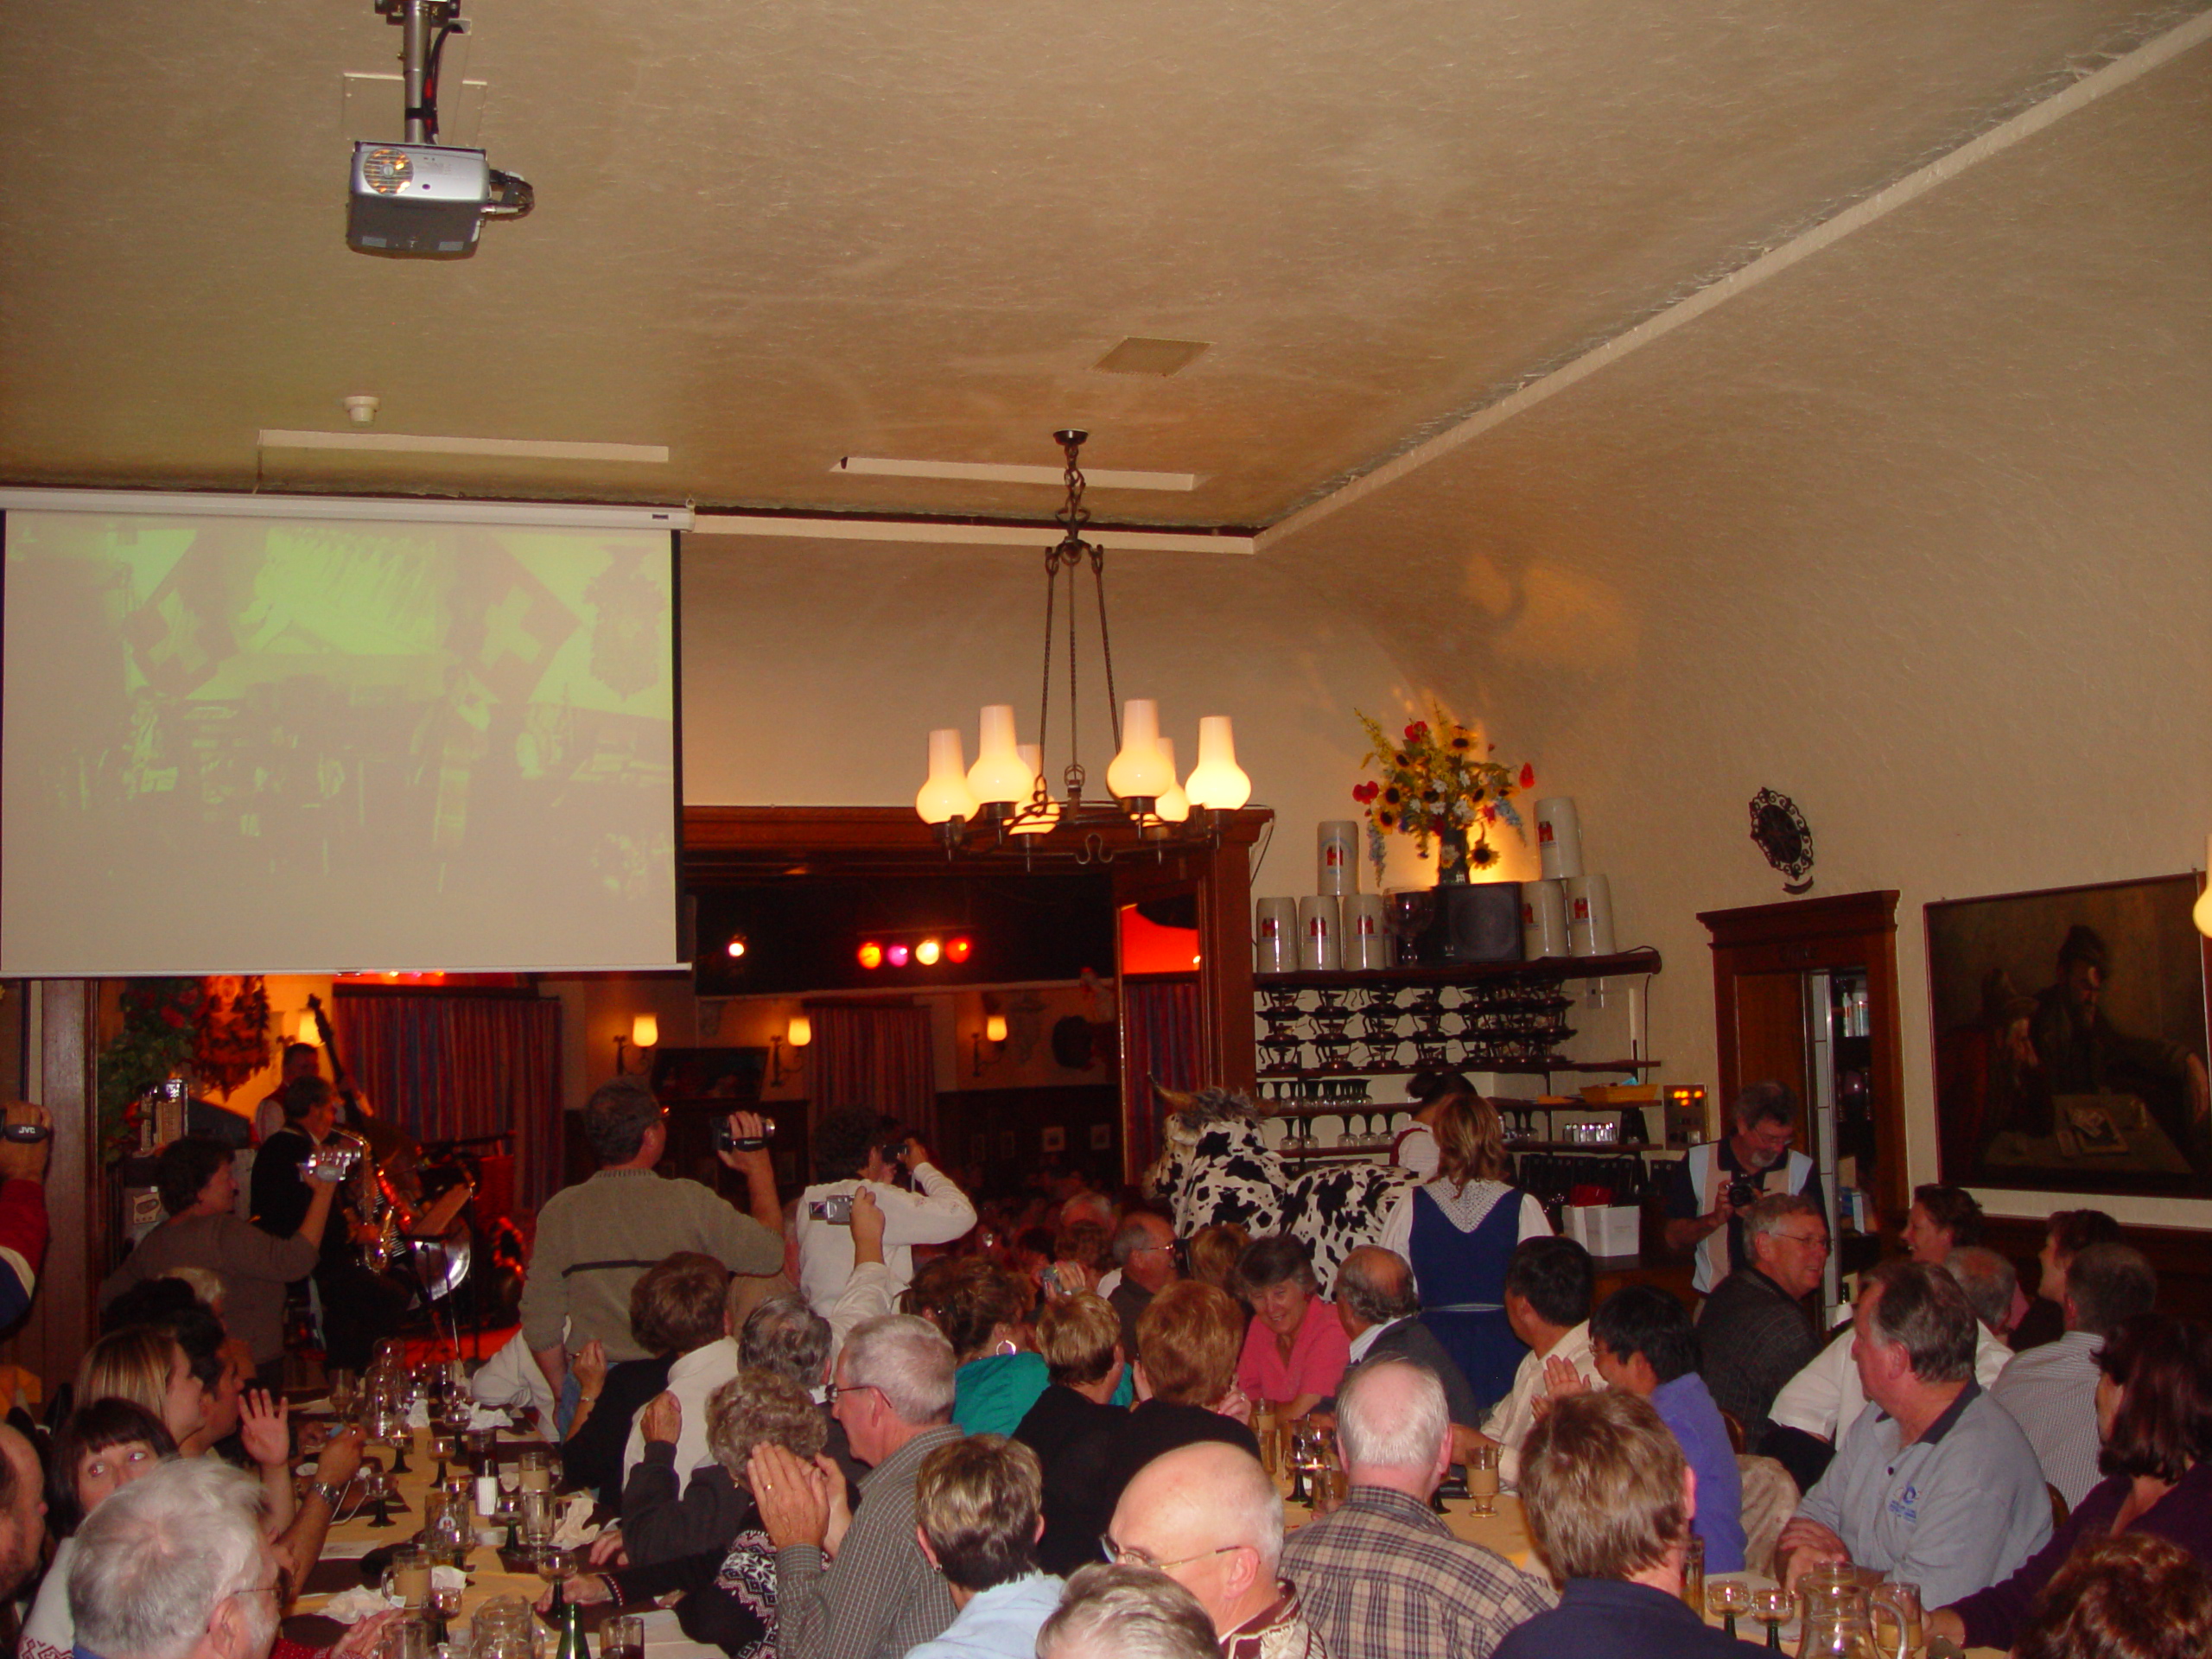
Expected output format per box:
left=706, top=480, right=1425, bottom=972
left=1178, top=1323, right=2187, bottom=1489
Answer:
left=1749, top=788, right=1815, bottom=893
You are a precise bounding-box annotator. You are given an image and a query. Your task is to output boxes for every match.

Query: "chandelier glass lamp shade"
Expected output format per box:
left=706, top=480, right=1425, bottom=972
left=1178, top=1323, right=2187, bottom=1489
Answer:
left=913, top=430, right=1251, bottom=859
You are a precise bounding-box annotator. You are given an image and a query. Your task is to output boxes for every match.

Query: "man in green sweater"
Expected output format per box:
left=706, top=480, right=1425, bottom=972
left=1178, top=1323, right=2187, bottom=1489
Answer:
left=522, top=1077, right=784, bottom=1427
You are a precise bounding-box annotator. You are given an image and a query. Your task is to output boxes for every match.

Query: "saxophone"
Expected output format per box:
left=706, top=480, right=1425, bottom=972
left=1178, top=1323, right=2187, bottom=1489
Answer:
left=327, top=1125, right=397, bottom=1271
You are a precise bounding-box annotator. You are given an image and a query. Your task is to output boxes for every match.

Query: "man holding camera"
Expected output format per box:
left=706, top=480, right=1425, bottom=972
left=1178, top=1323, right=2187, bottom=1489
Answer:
left=521, top=1077, right=784, bottom=1422
left=1661, top=1081, right=1821, bottom=1296
left=796, top=1108, right=976, bottom=1318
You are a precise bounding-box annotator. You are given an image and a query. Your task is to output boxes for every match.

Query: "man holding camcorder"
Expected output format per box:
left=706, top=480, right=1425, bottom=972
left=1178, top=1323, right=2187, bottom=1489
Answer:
left=794, top=1106, right=975, bottom=1319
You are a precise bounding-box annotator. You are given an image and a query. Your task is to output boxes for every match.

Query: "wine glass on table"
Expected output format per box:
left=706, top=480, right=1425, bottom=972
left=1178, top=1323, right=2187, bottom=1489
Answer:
left=328, top=1369, right=360, bottom=1421
left=1707, top=1580, right=1751, bottom=1642
left=518, top=1488, right=556, bottom=1566
left=1465, top=1442, right=1499, bottom=1517
left=1751, top=1585, right=1792, bottom=1650
left=601, top=1615, right=644, bottom=1659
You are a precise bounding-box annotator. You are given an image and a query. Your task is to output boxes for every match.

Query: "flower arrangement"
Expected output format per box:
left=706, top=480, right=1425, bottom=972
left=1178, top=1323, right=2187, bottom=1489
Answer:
left=95, top=978, right=201, bottom=1162
left=1351, top=705, right=1533, bottom=883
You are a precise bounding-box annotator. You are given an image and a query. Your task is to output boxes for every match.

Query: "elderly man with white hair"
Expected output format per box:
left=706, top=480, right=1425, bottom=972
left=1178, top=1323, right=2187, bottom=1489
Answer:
left=1106, top=1440, right=1325, bottom=1658
left=1283, top=1359, right=1552, bottom=1659
left=751, top=1313, right=964, bottom=1659
left=68, top=1459, right=397, bottom=1659
left=1038, top=1564, right=1221, bottom=1659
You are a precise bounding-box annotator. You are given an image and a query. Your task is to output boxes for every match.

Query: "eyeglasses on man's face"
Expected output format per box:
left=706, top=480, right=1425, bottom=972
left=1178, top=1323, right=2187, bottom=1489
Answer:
left=823, top=1381, right=883, bottom=1408
left=1775, top=1230, right=1831, bottom=1252
left=1098, top=1535, right=1244, bottom=1573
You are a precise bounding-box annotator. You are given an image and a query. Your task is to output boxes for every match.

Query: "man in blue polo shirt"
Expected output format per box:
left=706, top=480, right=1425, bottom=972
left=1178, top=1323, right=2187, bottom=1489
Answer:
left=1777, top=1260, right=2050, bottom=1607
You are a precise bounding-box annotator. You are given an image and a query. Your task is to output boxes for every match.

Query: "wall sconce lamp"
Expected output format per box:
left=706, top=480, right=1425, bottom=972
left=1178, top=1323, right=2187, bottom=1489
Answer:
left=971, top=1011, right=1008, bottom=1077
left=615, top=1013, right=660, bottom=1076
left=2196, top=834, right=2212, bottom=938
left=771, top=1013, right=812, bottom=1086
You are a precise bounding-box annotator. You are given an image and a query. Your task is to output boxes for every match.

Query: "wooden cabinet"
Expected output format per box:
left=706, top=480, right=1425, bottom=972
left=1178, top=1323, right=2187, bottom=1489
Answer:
left=1698, top=891, right=1908, bottom=1217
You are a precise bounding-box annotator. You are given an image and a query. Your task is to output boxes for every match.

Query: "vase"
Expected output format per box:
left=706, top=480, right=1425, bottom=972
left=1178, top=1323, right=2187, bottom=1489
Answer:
left=1434, top=824, right=1472, bottom=885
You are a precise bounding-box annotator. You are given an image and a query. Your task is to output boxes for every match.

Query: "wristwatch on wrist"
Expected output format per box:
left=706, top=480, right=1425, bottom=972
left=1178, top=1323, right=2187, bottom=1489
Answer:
left=309, top=1478, right=346, bottom=1510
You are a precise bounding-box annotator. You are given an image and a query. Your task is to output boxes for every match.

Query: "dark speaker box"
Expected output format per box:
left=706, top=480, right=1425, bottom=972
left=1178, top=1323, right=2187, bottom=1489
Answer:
left=1422, top=882, right=1524, bottom=963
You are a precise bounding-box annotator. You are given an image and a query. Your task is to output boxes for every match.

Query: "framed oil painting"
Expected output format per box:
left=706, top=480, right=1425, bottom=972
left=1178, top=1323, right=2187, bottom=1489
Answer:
left=1928, top=873, right=2212, bottom=1197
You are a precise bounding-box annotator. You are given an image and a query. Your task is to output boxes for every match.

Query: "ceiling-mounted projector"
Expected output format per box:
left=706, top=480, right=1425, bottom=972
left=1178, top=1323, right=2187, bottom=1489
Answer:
left=346, top=0, right=531, bottom=257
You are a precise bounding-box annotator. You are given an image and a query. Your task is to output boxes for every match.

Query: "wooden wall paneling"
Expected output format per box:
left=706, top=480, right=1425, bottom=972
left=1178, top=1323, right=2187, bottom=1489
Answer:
left=1981, top=1215, right=2212, bottom=1329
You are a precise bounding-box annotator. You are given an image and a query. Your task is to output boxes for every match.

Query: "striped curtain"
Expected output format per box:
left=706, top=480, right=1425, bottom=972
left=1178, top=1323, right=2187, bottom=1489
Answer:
left=806, top=1003, right=936, bottom=1143
left=334, top=994, right=563, bottom=1211
left=1121, top=974, right=1203, bottom=1178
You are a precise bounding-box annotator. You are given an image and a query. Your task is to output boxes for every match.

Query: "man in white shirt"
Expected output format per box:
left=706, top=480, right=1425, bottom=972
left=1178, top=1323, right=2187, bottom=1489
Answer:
left=796, top=1109, right=976, bottom=1316
left=1990, top=1241, right=2157, bottom=1509
left=1470, top=1236, right=1598, bottom=1489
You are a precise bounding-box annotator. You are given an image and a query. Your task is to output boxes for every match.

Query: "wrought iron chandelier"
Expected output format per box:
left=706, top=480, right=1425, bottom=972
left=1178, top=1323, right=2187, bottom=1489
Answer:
left=915, top=430, right=1250, bottom=861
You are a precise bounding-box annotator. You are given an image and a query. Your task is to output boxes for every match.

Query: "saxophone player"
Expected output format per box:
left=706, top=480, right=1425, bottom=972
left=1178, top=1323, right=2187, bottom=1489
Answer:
left=249, top=1075, right=410, bottom=1370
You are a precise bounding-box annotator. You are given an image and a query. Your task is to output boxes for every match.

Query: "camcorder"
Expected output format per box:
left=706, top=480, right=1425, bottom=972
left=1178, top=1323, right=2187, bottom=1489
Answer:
left=302, top=1146, right=362, bottom=1184
left=714, top=1115, right=772, bottom=1154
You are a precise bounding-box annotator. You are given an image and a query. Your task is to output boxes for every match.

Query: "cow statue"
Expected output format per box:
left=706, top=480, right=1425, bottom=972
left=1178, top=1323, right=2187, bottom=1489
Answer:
left=1146, top=1085, right=1417, bottom=1290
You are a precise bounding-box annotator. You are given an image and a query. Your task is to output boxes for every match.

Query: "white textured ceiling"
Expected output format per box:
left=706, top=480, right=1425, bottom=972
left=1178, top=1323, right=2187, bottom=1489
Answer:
left=0, top=0, right=2201, bottom=524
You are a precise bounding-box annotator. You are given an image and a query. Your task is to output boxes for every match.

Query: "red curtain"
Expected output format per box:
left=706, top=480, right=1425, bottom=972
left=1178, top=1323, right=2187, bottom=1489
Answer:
left=1121, top=974, right=1203, bottom=1178
left=334, top=993, right=563, bottom=1211
left=806, top=1003, right=937, bottom=1143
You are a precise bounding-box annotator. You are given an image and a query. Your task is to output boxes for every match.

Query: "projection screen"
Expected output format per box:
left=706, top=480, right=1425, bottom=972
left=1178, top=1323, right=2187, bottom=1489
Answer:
left=2, top=499, right=682, bottom=976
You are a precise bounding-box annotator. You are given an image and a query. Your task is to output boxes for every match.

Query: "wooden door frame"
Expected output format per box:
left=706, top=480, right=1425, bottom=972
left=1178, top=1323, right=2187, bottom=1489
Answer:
left=683, top=805, right=1268, bottom=1185
left=1697, top=891, right=1907, bottom=1216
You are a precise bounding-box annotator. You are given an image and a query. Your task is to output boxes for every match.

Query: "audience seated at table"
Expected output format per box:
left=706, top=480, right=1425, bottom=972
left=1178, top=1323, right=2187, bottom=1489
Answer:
left=749, top=1313, right=963, bottom=1659
left=1109, top=1440, right=1324, bottom=1658
left=1102, top=1211, right=1179, bottom=1362
left=19, top=1399, right=177, bottom=1659
left=1991, top=1241, right=2158, bottom=1510
left=1035, top=1563, right=1220, bottom=1659
left=1777, top=1259, right=2050, bottom=1607
left=1014, top=1293, right=1130, bottom=1575
left=1565, top=1284, right=1745, bottom=1573
left=906, top=1435, right=1065, bottom=1659
left=1764, top=1245, right=2018, bottom=1494
left=1473, top=1236, right=1597, bottom=1490
left=738, top=1293, right=866, bottom=1491
left=1233, top=1236, right=1348, bottom=1422
left=1932, top=1312, right=2212, bottom=1655
left=555, top=1364, right=824, bottom=1658
left=1282, top=1357, right=1553, bottom=1659
left=1493, top=1390, right=1765, bottom=1659
left=932, top=1259, right=1050, bottom=1435
left=1103, top=1282, right=1262, bottom=1514
left=1694, top=1193, right=1825, bottom=1452
left=1186, top=1224, right=1251, bottom=1306
left=2007, top=1531, right=2212, bottom=1659
left=2010, top=1206, right=2123, bottom=1353
left=619, top=1253, right=740, bottom=1495
left=1375, top=1093, right=1552, bottom=1410
left=1324, top=1246, right=1482, bottom=1436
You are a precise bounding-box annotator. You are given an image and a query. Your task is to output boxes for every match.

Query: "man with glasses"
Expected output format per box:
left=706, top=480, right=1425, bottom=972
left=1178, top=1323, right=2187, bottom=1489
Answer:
left=751, top=1313, right=964, bottom=1659
left=1694, top=1193, right=1827, bottom=1448
left=68, top=1459, right=385, bottom=1659
left=1105, top=1441, right=1325, bottom=1658
left=1104, top=1212, right=1181, bottom=1362
left=1662, top=1082, right=1821, bottom=1295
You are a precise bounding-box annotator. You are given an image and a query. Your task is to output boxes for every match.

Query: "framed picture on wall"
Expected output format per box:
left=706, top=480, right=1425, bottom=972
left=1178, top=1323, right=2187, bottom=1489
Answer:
left=1089, top=1122, right=1112, bottom=1152
left=1926, top=872, right=2212, bottom=1197
left=1041, top=1126, right=1066, bottom=1153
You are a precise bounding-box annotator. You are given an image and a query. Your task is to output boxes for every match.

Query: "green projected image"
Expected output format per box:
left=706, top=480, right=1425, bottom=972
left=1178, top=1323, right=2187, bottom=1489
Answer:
left=3, top=510, right=678, bottom=974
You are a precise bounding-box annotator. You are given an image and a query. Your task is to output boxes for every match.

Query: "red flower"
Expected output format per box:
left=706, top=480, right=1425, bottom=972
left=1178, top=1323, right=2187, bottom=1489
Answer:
left=1519, top=762, right=1535, bottom=788
left=1351, top=781, right=1380, bottom=804
left=1404, top=721, right=1428, bottom=741
left=161, top=1007, right=188, bottom=1028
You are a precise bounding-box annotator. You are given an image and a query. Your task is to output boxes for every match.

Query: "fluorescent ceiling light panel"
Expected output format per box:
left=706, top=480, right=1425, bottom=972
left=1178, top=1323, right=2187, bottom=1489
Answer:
left=833, top=456, right=1196, bottom=491
left=258, top=429, right=670, bottom=464
left=690, top=512, right=1249, bottom=556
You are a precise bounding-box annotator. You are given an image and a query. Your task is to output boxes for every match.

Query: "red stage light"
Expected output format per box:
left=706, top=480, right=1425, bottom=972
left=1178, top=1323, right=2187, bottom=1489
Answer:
left=887, top=942, right=912, bottom=968
left=946, top=937, right=973, bottom=963
left=857, top=941, right=884, bottom=969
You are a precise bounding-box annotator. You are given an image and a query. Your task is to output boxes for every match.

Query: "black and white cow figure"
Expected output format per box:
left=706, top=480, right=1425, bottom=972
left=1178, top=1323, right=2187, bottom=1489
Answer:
left=1146, top=1085, right=1416, bottom=1290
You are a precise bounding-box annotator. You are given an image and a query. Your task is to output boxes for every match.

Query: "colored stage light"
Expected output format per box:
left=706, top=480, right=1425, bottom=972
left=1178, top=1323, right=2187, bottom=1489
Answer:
left=945, top=937, right=973, bottom=963
left=887, top=942, right=912, bottom=968
left=915, top=938, right=942, bottom=965
left=857, top=941, right=884, bottom=969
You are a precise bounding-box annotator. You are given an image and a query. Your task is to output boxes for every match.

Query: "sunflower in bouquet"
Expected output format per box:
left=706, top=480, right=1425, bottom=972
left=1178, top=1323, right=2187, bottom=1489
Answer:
left=1351, top=705, right=1533, bottom=883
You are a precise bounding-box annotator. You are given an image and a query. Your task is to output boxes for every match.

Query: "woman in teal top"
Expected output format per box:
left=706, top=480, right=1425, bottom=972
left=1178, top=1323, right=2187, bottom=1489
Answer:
left=944, top=1258, right=1135, bottom=1433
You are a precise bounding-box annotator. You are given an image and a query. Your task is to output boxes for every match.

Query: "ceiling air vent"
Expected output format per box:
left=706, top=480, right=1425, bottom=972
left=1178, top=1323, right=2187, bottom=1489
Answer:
left=1093, top=338, right=1211, bottom=377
